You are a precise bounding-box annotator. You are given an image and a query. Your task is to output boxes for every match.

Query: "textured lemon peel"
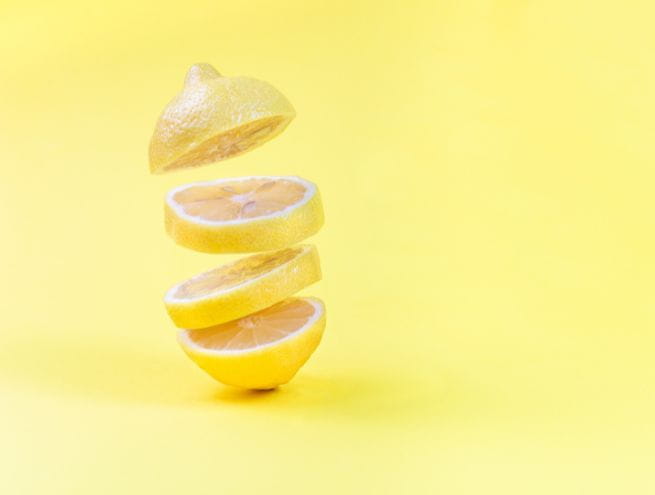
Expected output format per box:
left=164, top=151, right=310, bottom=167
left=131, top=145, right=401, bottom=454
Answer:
left=149, top=63, right=295, bottom=173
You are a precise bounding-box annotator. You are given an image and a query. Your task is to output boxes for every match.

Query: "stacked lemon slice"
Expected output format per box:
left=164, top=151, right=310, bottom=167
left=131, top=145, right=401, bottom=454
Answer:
left=149, top=64, right=325, bottom=389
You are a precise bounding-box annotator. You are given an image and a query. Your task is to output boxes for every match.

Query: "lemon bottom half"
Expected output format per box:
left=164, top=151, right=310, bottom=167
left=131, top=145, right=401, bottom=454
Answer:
left=178, top=298, right=326, bottom=389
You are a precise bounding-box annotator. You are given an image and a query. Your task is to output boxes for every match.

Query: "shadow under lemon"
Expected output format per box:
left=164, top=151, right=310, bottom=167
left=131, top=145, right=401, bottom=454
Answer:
left=0, top=333, right=197, bottom=406
left=207, top=373, right=436, bottom=422
left=0, top=333, right=460, bottom=424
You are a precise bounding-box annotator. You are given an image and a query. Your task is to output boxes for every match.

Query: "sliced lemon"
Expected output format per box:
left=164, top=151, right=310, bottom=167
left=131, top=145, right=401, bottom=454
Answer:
left=178, top=297, right=325, bottom=389
left=165, top=175, right=324, bottom=253
left=164, top=245, right=321, bottom=329
left=149, top=63, right=295, bottom=174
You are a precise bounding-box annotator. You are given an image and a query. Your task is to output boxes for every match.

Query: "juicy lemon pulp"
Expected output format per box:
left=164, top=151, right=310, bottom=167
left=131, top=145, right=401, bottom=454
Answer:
left=185, top=297, right=317, bottom=351
left=172, top=177, right=306, bottom=221
left=173, top=247, right=301, bottom=300
left=164, top=176, right=324, bottom=254
left=162, top=116, right=287, bottom=172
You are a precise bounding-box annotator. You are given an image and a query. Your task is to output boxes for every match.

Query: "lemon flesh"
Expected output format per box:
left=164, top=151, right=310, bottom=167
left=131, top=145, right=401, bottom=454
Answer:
left=165, top=175, right=324, bottom=253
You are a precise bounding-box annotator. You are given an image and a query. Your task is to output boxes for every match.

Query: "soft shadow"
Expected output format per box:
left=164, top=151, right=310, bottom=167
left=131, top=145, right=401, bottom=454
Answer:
left=204, top=369, right=464, bottom=424
left=0, top=334, right=203, bottom=406
left=0, top=334, right=473, bottom=425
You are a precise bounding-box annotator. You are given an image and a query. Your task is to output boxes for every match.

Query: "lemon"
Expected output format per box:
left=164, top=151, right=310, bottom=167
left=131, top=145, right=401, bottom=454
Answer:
left=164, top=245, right=321, bottom=329
left=165, top=175, right=324, bottom=253
left=149, top=63, right=295, bottom=174
left=178, top=297, right=325, bottom=389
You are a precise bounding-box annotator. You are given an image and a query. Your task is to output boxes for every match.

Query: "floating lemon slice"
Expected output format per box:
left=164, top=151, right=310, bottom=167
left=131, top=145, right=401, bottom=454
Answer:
left=164, top=245, right=321, bottom=329
left=149, top=63, right=295, bottom=174
left=178, top=297, right=326, bottom=389
left=165, top=176, right=324, bottom=253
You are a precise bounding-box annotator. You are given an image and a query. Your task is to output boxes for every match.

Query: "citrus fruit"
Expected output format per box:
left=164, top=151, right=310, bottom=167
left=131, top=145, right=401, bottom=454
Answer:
left=165, top=175, right=324, bottom=253
left=149, top=63, right=295, bottom=174
left=164, top=245, right=321, bottom=329
left=178, top=297, right=326, bottom=389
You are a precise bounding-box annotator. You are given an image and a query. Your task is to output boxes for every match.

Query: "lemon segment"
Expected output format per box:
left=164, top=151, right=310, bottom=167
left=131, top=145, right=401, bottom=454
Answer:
left=165, top=175, right=324, bottom=253
left=149, top=63, right=295, bottom=174
left=178, top=297, right=326, bottom=389
left=164, top=245, right=321, bottom=329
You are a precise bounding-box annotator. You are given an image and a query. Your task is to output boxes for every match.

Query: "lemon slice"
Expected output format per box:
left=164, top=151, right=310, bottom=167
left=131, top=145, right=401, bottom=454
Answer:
left=164, top=245, right=321, bottom=329
left=178, top=297, right=326, bottom=389
left=165, top=175, right=324, bottom=253
left=149, top=63, right=295, bottom=174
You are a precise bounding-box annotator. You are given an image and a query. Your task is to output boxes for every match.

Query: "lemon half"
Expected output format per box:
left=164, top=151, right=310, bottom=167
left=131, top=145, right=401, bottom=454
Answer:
left=149, top=63, right=295, bottom=173
left=178, top=297, right=326, bottom=389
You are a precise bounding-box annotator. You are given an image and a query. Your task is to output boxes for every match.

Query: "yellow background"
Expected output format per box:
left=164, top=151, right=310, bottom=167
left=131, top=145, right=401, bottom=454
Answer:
left=1, top=1, right=654, bottom=493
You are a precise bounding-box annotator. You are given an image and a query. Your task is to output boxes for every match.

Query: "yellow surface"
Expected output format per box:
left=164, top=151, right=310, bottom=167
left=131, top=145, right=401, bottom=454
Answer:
left=1, top=1, right=654, bottom=493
